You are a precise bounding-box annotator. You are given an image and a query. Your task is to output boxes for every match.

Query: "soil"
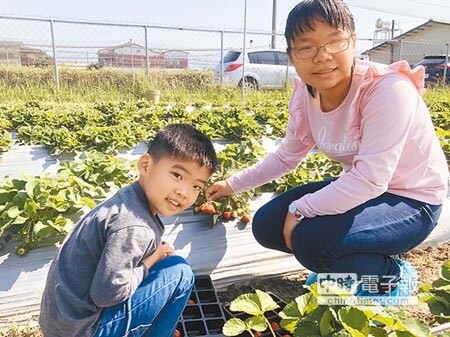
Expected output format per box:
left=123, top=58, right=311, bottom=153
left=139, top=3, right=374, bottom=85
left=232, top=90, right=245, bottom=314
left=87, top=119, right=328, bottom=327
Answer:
left=217, top=241, right=450, bottom=328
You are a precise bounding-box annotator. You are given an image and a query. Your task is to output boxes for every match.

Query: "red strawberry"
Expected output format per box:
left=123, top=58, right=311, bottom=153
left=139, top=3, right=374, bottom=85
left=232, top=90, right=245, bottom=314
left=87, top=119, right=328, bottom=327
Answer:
left=222, top=211, right=232, bottom=220
left=204, top=204, right=216, bottom=215
left=270, top=321, right=281, bottom=331
left=173, top=329, right=181, bottom=337
left=199, top=203, right=216, bottom=215
left=241, top=214, right=251, bottom=224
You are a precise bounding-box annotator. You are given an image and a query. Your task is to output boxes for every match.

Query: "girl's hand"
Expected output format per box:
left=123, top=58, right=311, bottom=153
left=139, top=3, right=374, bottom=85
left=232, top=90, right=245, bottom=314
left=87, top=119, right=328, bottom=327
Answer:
left=205, top=180, right=233, bottom=201
left=283, top=213, right=301, bottom=251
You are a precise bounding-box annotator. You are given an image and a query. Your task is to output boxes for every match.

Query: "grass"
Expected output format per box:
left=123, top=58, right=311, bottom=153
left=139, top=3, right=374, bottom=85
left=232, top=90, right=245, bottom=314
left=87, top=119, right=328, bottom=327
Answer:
left=0, top=64, right=294, bottom=104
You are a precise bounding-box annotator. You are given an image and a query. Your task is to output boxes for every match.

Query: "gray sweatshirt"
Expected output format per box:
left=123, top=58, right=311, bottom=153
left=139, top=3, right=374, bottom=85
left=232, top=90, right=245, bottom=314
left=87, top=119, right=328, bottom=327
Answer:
left=39, top=181, right=164, bottom=337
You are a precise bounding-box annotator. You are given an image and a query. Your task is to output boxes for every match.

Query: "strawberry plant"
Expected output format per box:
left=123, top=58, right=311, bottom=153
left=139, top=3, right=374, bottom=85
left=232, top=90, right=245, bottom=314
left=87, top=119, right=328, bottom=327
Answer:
left=0, top=152, right=135, bottom=255
left=264, top=152, right=342, bottom=193
left=223, top=286, right=433, bottom=337
left=58, top=150, right=136, bottom=191
left=0, top=173, right=98, bottom=255
left=418, top=261, right=450, bottom=324
left=223, top=289, right=281, bottom=337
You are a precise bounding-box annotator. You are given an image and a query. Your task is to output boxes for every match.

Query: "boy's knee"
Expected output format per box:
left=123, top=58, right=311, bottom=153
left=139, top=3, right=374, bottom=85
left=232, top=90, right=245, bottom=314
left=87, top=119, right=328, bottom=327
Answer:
left=163, top=255, right=194, bottom=287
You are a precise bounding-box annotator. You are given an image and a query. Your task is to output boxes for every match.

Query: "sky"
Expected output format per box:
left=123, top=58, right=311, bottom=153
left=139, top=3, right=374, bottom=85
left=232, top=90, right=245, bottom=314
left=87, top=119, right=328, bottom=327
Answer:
left=1, top=0, right=449, bottom=65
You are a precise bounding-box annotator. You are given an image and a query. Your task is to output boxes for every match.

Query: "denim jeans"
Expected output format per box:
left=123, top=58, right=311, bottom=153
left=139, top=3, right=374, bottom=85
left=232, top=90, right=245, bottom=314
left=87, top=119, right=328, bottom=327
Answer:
left=93, top=255, right=194, bottom=337
left=253, top=179, right=443, bottom=280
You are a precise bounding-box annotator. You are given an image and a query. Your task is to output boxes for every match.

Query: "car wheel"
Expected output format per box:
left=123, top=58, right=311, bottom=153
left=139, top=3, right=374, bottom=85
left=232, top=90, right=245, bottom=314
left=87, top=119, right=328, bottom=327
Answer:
left=240, top=77, right=258, bottom=90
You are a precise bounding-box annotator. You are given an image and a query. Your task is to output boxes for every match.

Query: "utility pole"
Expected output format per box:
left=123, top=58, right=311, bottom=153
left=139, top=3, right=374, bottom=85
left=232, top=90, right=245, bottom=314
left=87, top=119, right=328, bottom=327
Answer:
left=390, top=20, right=395, bottom=64
left=271, top=0, right=277, bottom=49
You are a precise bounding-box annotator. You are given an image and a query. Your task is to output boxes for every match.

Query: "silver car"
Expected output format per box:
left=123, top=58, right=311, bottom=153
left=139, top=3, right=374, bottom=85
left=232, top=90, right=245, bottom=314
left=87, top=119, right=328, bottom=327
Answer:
left=213, top=48, right=298, bottom=90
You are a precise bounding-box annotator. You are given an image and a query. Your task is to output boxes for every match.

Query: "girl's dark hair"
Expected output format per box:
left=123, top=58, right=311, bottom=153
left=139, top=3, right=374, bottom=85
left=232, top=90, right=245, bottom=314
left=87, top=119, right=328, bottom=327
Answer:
left=284, top=0, right=355, bottom=45
left=147, top=124, right=217, bottom=174
left=284, top=0, right=355, bottom=97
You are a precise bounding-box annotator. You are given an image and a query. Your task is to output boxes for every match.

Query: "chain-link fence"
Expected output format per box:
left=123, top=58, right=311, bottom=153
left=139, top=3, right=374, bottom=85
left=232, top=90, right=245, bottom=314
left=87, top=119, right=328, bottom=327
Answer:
left=363, top=39, right=449, bottom=86
left=0, top=16, right=295, bottom=90
left=1, top=15, right=448, bottom=90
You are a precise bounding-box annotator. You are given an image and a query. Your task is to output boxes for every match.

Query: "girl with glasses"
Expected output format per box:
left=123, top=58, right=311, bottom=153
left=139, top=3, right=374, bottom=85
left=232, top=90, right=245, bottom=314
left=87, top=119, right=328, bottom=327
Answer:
left=206, top=0, right=448, bottom=300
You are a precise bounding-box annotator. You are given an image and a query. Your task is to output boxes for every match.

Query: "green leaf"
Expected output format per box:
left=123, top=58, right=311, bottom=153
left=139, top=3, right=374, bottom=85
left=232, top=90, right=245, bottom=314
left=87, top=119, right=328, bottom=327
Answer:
left=245, top=315, right=267, bottom=332
left=441, top=261, right=450, bottom=282
left=25, top=180, right=37, bottom=198
left=255, top=289, right=279, bottom=312
left=399, top=318, right=430, bottom=337
left=33, top=221, right=57, bottom=239
left=338, top=307, right=369, bottom=337
left=7, top=206, right=21, bottom=218
left=80, top=196, right=97, bottom=209
left=369, top=326, right=389, bottom=337
left=222, top=318, right=246, bottom=336
left=229, top=293, right=262, bottom=316
left=320, top=308, right=335, bottom=336
left=294, top=319, right=320, bottom=337
left=295, top=292, right=318, bottom=316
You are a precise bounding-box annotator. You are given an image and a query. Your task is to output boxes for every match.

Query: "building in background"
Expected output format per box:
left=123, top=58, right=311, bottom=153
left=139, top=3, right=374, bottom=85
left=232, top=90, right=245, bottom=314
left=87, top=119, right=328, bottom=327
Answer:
left=163, top=50, right=189, bottom=68
left=0, top=41, right=52, bottom=66
left=97, top=41, right=188, bottom=69
left=362, top=20, right=450, bottom=66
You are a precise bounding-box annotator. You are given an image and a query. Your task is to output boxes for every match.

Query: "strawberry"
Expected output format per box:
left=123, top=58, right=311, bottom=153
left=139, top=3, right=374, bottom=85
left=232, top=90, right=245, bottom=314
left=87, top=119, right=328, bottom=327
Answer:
left=199, top=203, right=216, bottom=215
left=204, top=204, right=216, bottom=215
left=198, top=203, right=208, bottom=212
left=173, top=329, right=181, bottom=337
left=270, top=321, right=281, bottom=331
left=222, top=211, right=232, bottom=220
left=241, top=214, right=251, bottom=224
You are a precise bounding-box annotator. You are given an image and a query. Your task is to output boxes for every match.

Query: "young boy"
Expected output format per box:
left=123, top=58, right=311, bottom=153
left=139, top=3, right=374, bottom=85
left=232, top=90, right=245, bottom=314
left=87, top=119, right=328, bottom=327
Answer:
left=39, top=124, right=218, bottom=337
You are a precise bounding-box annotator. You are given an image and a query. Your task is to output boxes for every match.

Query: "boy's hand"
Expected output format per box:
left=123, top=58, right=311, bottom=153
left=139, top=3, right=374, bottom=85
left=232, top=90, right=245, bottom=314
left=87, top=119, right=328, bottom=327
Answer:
left=205, top=180, right=233, bottom=201
left=161, top=241, right=175, bottom=257
left=142, top=241, right=175, bottom=270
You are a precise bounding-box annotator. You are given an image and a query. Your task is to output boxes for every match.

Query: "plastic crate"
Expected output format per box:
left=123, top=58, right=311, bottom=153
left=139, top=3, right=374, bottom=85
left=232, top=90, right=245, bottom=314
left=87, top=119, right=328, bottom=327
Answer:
left=222, top=292, right=292, bottom=337
left=175, top=275, right=227, bottom=337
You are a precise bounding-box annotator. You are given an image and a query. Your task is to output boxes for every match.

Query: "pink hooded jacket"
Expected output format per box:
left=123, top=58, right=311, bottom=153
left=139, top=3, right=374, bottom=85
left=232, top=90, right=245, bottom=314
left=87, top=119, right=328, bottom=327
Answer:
left=227, top=59, right=448, bottom=218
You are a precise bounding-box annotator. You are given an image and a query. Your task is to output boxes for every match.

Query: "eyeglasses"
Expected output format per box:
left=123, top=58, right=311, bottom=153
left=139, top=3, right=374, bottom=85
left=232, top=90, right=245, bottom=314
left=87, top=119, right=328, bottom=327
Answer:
left=288, top=37, right=353, bottom=60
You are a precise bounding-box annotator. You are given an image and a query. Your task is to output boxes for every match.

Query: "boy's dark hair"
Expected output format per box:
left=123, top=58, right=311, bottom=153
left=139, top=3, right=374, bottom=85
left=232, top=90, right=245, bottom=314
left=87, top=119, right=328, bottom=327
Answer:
left=284, top=0, right=355, bottom=46
left=147, top=124, right=218, bottom=174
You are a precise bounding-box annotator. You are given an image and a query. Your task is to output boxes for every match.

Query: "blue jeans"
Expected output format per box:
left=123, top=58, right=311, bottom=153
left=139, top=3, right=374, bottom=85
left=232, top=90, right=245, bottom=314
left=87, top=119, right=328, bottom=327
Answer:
left=93, top=255, right=194, bottom=337
left=253, top=179, right=442, bottom=280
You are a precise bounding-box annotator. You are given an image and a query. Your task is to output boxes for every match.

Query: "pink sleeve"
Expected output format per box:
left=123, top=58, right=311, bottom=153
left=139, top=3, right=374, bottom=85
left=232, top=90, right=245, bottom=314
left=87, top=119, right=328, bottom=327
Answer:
left=296, top=75, right=421, bottom=217
left=228, top=81, right=315, bottom=193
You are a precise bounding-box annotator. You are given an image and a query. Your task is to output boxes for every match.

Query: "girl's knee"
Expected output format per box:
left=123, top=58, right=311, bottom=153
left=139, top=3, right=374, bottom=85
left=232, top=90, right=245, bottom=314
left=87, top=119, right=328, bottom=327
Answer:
left=251, top=210, right=277, bottom=249
left=291, top=233, right=329, bottom=272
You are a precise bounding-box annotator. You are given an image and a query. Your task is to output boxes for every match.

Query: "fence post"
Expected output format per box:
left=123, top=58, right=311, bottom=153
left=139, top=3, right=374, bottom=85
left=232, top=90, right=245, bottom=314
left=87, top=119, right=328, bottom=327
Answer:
left=444, top=43, right=449, bottom=87
left=220, top=30, right=224, bottom=87
left=144, top=26, right=149, bottom=79
left=241, top=0, right=248, bottom=100
left=49, top=19, right=60, bottom=91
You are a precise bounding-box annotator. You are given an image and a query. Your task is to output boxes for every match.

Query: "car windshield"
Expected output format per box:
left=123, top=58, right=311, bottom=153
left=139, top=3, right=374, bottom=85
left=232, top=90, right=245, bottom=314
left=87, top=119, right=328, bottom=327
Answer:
left=224, top=51, right=241, bottom=63
left=416, top=57, right=446, bottom=66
